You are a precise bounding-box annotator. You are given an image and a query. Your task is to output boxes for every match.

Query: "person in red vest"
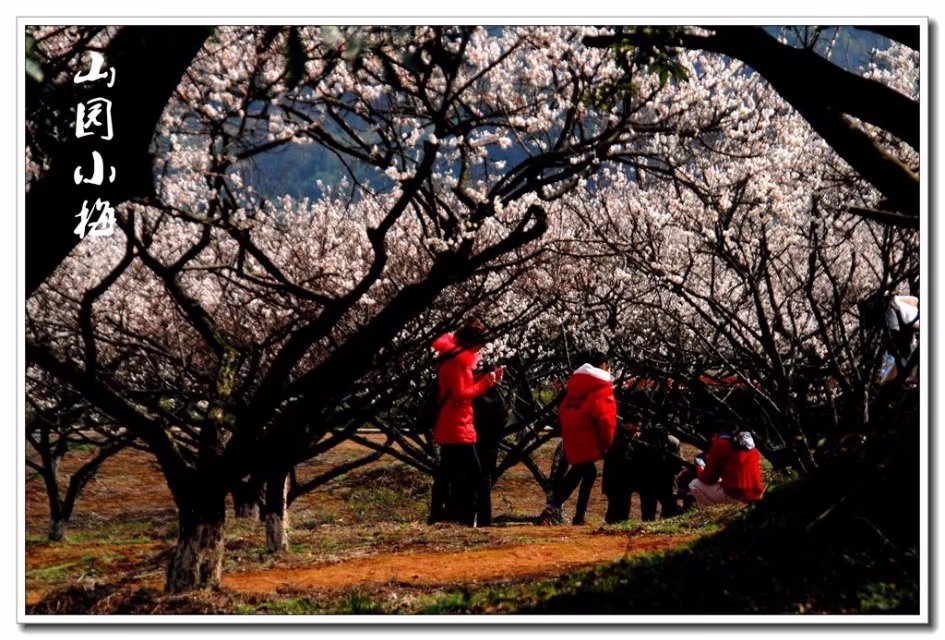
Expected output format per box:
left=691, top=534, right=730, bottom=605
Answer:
left=429, top=319, right=504, bottom=526
left=537, top=351, right=618, bottom=525
left=688, top=424, right=766, bottom=506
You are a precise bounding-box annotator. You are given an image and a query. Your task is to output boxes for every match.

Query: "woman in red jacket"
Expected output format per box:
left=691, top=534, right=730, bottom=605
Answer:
left=688, top=428, right=766, bottom=506
left=537, top=351, right=617, bottom=525
left=429, top=320, right=503, bottom=526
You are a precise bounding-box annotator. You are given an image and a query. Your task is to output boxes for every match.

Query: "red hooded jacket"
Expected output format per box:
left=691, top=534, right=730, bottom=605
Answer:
left=697, top=433, right=766, bottom=501
left=431, top=332, right=495, bottom=445
left=559, top=364, right=618, bottom=464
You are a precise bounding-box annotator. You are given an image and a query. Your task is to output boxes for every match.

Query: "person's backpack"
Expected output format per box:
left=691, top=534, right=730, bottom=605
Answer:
left=473, top=385, right=508, bottom=448
left=417, top=375, right=450, bottom=434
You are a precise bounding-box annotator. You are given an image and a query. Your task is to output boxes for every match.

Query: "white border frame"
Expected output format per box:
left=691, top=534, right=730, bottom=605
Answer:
left=16, top=15, right=930, bottom=626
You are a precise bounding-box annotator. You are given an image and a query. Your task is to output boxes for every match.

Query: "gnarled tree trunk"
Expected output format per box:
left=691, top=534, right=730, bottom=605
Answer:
left=48, top=518, right=67, bottom=542
left=231, top=475, right=264, bottom=519
left=38, top=457, right=67, bottom=541
left=165, top=490, right=226, bottom=593
left=263, top=470, right=290, bottom=553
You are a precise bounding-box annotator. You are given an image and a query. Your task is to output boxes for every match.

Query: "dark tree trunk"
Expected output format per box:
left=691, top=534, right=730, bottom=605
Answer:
left=262, top=470, right=290, bottom=553
left=789, top=429, right=818, bottom=475
left=165, top=490, right=226, bottom=593
left=47, top=518, right=67, bottom=542
left=231, top=475, right=264, bottom=519
left=53, top=436, right=132, bottom=541
left=38, top=458, right=66, bottom=541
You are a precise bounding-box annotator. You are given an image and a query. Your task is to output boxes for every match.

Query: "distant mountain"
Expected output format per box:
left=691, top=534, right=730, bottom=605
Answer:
left=242, top=26, right=897, bottom=202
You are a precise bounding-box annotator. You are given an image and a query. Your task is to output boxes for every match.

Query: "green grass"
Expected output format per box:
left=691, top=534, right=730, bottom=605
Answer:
left=413, top=588, right=478, bottom=614
left=858, top=581, right=913, bottom=612
left=248, top=591, right=384, bottom=615
left=343, top=464, right=429, bottom=524
left=234, top=591, right=383, bottom=615
left=307, top=536, right=346, bottom=553
left=533, top=388, right=557, bottom=406
left=26, top=530, right=154, bottom=545
left=79, top=553, right=126, bottom=563
left=414, top=473, right=919, bottom=615
left=336, top=589, right=384, bottom=614
left=600, top=504, right=737, bottom=537
left=28, top=562, right=77, bottom=579
left=298, top=508, right=341, bottom=527
left=66, top=532, right=155, bottom=545
left=255, top=596, right=326, bottom=614
left=224, top=518, right=259, bottom=537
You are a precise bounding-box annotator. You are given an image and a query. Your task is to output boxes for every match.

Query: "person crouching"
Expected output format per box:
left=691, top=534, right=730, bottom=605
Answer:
left=688, top=423, right=765, bottom=507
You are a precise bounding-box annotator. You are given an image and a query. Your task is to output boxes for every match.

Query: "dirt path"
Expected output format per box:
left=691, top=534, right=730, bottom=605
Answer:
left=224, top=530, right=696, bottom=594
left=26, top=442, right=713, bottom=611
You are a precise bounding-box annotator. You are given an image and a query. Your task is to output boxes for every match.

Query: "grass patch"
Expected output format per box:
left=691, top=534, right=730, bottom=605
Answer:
left=418, top=472, right=919, bottom=615
left=232, top=602, right=257, bottom=614
left=858, top=581, right=912, bottom=612
left=79, top=553, right=126, bottom=564
left=308, top=537, right=346, bottom=552
left=28, top=562, right=77, bottom=579
left=224, top=518, right=260, bottom=538
left=25, top=529, right=154, bottom=545
left=336, top=589, right=384, bottom=614
left=256, top=596, right=325, bottom=614
left=296, top=509, right=341, bottom=527
left=600, top=504, right=738, bottom=536
left=413, top=588, right=479, bottom=614
left=244, top=541, right=327, bottom=556
left=66, top=532, right=155, bottom=545
left=235, top=591, right=383, bottom=615
left=343, top=464, right=429, bottom=524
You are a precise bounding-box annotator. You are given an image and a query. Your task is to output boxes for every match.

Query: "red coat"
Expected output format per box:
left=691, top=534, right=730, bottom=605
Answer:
left=559, top=364, right=618, bottom=464
left=431, top=332, right=495, bottom=445
left=697, top=434, right=765, bottom=501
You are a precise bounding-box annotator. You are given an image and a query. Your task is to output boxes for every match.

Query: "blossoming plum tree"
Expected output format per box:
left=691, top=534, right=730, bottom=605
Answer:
left=28, top=25, right=656, bottom=592
left=477, top=43, right=919, bottom=473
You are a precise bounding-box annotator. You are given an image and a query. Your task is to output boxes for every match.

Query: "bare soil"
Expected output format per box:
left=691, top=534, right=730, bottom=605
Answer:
left=26, top=436, right=711, bottom=612
left=223, top=529, right=696, bottom=593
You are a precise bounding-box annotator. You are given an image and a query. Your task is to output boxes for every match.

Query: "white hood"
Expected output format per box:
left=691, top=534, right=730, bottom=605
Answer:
left=572, top=363, right=613, bottom=382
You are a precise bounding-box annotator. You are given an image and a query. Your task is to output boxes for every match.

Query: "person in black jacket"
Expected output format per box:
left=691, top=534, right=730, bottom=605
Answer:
left=602, top=405, right=683, bottom=523
left=602, top=415, right=642, bottom=524
left=473, top=382, right=509, bottom=526
left=635, top=424, right=683, bottom=521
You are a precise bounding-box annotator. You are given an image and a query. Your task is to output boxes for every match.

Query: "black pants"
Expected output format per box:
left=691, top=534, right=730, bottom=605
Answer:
left=428, top=464, right=449, bottom=524
left=476, top=443, right=499, bottom=527
left=550, top=461, right=598, bottom=523
left=604, top=482, right=634, bottom=524
left=430, top=443, right=481, bottom=526
left=604, top=477, right=678, bottom=522
left=640, top=478, right=679, bottom=521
